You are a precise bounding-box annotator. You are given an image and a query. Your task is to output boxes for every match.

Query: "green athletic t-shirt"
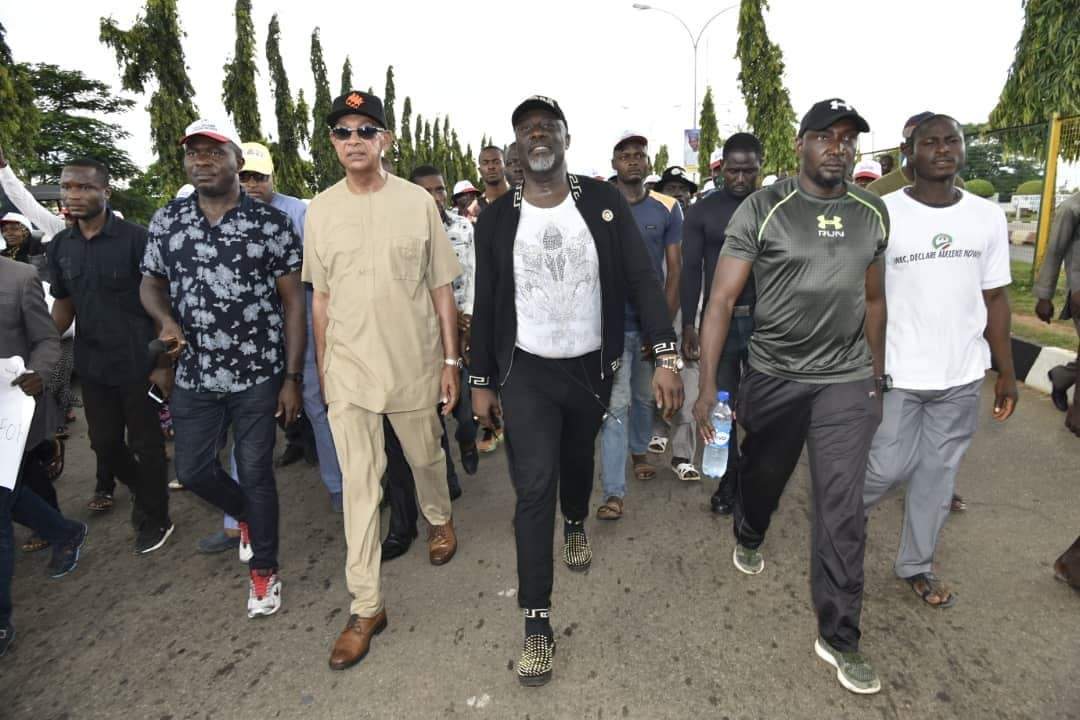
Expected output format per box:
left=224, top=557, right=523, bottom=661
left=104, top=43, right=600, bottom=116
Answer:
left=720, top=176, right=889, bottom=383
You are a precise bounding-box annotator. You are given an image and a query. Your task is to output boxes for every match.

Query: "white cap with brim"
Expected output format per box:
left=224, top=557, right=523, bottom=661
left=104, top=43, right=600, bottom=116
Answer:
left=614, top=130, right=648, bottom=152
left=0, top=212, right=33, bottom=232
left=853, top=159, right=883, bottom=180
left=452, top=180, right=479, bottom=198
left=175, top=184, right=196, bottom=200
left=644, top=174, right=661, bottom=185
left=180, top=118, right=243, bottom=150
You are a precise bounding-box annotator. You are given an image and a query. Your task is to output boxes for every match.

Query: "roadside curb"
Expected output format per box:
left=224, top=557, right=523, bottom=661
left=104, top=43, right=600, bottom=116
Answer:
left=1007, top=336, right=1076, bottom=401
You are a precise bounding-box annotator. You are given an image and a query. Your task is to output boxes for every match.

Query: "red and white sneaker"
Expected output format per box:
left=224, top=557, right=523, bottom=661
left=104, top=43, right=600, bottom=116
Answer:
left=247, top=568, right=282, bottom=618
left=238, top=521, right=253, bottom=563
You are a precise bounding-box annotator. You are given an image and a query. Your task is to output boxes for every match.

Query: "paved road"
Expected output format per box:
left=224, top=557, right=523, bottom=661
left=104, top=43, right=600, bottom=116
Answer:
left=2, top=375, right=1077, bottom=720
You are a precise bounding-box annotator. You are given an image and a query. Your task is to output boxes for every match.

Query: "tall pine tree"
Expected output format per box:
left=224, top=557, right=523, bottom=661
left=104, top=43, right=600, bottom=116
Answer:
left=397, top=96, right=414, bottom=176
left=415, top=114, right=426, bottom=164
left=735, top=0, right=797, bottom=174
left=340, top=56, right=353, bottom=95
left=309, top=28, right=340, bottom=189
left=221, top=0, right=261, bottom=141
left=697, top=86, right=721, bottom=174
left=100, top=0, right=199, bottom=196
left=265, top=13, right=308, bottom=196
left=653, top=144, right=670, bottom=173
left=383, top=66, right=397, bottom=133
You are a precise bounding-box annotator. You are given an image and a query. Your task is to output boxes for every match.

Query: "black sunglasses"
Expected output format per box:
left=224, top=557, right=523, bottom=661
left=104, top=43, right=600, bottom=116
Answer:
left=330, top=125, right=385, bottom=141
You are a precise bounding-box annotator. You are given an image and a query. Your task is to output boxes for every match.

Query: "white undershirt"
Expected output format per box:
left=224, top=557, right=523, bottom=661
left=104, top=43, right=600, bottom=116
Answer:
left=513, top=194, right=602, bottom=359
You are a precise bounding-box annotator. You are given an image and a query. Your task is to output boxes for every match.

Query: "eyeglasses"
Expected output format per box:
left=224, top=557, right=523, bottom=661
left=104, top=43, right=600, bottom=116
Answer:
left=330, top=125, right=386, bottom=141
left=239, top=172, right=270, bottom=182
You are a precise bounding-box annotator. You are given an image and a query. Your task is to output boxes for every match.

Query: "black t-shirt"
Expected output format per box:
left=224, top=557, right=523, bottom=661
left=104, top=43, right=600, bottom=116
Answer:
left=48, top=213, right=157, bottom=385
left=680, top=188, right=755, bottom=326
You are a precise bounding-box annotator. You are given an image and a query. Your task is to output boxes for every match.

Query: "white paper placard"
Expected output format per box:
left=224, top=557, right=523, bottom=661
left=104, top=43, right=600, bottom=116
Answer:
left=0, top=356, right=38, bottom=490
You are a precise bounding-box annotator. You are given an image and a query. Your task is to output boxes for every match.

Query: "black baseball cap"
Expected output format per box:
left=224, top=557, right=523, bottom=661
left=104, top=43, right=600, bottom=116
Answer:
left=512, top=95, right=568, bottom=131
left=798, top=98, right=870, bottom=137
left=326, top=90, right=387, bottom=129
left=656, top=166, right=698, bottom=195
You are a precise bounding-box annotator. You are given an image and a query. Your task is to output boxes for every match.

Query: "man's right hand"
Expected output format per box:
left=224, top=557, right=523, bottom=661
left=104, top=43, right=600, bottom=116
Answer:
left=693, top=385, right=717, bottom=443
left=1035, top=298, right=1055, bottom=323
left=682, top=325, right=701, bottom=361
left=159, top=321, right=188, bottom=360
left=472, top=387, right=501, bottom=429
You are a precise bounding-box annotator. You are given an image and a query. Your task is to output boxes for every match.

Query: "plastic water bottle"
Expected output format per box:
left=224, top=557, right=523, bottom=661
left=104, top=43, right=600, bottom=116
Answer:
left=702, top=391, right=732, bottom=479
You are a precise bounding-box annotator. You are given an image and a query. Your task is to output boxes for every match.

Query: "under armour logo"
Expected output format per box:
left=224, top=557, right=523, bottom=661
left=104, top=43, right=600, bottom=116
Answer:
left=817, top=215, right=843, bottom=230
left=829, top=100, right=853, bottom=111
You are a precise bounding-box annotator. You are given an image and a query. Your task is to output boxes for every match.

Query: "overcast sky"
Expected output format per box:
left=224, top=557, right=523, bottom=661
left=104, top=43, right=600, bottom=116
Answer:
left=6, top=0, right=1026, bottom=184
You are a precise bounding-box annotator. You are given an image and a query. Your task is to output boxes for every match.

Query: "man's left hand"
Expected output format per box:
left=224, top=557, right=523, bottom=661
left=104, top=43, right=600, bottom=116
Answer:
left=439, top=365, right=460, bottom=416
left=12, top=371, right=43, bottom=397
left=148, top=367, right=175, bottom=399
left=992, top=373, right=1018, bottom=421
left=652, top=361, right=684, bottom=421
left=276, top=379, right=303, bottom=426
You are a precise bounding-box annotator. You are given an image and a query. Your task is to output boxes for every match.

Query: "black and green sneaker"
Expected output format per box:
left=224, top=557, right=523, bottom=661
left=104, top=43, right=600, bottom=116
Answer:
left=563, top=520, right=592, bottom=572
left=814, top=636, right=882, bottom=695
left=732, top=543, right=764, bottom=575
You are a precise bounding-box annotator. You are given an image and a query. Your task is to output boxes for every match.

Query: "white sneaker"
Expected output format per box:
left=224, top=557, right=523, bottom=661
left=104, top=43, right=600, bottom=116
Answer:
left=168, top=478, right=184, bottom=490
left=238, top=521, right=253, bottom=563
left=247, top=569, right=282, bottom=618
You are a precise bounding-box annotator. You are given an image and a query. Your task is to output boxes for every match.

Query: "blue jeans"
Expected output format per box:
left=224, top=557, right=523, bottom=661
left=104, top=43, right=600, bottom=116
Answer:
left=171, top=377, right=281, bottom=570
left=302, top=296, right=343, bottom=495
left=1, top=458, right=81, bottom=627
left=600, top=331, right=655, bottom=499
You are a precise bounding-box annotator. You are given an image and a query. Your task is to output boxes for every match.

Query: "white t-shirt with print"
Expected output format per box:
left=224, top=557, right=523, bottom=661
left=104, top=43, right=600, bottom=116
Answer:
left=445, top=212, right=475, bottom=315
left=883, top=188, right=1012, bottom=390
left=513, top=194, right=602, bottom=359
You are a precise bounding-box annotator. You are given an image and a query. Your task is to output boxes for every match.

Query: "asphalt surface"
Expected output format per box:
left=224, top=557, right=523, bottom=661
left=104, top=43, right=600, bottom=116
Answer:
left=1, top=374, right=1077, bottom=720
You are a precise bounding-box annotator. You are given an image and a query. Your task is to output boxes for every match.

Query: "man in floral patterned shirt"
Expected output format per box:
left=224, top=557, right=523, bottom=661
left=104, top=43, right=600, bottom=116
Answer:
left=139, top=118, right=306, bottom=620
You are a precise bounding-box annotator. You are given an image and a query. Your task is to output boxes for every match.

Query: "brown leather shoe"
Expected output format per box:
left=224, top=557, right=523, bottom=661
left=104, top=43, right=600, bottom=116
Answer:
left=328, top=610, right=387, bottom=671
left=428, top=518, right=457, bottom=566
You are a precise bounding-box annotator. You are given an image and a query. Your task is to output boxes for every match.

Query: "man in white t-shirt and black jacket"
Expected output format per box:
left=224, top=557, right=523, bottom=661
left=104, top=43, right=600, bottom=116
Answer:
left=469, top=95, right=684, bottom=687
left=863, top=113, right=1017, bottom=609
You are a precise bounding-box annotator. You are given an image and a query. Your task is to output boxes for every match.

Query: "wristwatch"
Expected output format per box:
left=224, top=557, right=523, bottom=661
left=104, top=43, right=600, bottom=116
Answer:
left=656, top=354, right=684, bottom=374
left=284, top=372, right=303, bottom=384
left=444, top=357, right=464, bottom=369
left=875, top=374, right=893, bottom=394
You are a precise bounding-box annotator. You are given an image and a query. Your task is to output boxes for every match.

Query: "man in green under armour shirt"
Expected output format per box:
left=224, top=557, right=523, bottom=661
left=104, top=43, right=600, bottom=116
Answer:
left=694, top=98, right=889, bottom=695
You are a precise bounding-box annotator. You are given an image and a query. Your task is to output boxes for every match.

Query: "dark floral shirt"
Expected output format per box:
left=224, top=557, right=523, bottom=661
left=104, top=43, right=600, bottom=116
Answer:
left=141, top=192, right=302, bottom=393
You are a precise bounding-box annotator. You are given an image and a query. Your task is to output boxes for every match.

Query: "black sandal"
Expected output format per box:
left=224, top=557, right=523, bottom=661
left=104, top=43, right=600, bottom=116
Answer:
left=907, top=572, right=957, bottom=608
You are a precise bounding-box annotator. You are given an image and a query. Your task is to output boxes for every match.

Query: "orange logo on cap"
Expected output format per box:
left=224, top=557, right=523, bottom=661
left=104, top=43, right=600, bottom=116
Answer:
left=345, top=93, right=364, bottom=109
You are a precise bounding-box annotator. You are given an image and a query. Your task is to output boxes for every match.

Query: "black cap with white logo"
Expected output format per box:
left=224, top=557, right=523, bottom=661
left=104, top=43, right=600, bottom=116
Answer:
left=798, top=98, right=870, bottom=137
left=512, top=95, right=568, bottom=131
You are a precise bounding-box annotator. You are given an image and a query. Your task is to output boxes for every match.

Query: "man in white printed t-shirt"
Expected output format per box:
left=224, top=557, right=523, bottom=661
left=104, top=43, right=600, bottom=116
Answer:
left=864, top=114, right=1017, bottom=609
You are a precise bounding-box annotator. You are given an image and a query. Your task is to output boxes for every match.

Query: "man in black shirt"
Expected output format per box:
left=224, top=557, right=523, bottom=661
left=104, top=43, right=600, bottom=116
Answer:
left=680, top=133, right=762, bottom=514
left=48, top=158, right=174, bottom=554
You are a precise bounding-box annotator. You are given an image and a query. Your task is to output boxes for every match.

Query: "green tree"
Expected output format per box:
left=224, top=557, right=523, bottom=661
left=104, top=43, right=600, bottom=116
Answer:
left=383, top=65, right=397, bottom=133
left=295, top=89, right=310, bottom=147
left=990, top=0, right=1080, bottom=159
left=653, top=144, right=670, bottom=173
left=309, top=28, right=340, bottom=190
left=415, top=114, right=426, bottom=164
left=23, top=64, right=138, bottom=184
left=697, top=86, right=720, bottom=174
left=735, top=0, right=798, bottom=174
left=397, top=96, right=414, bottom=176
left=0, top=23, right=40, bottom=173
left=340, top=56, right=352, bottom=95
left=100, top=0, right=199, bottom=196
left=221, top=0, right=261, bottom=141
left=265, top=13, right=308, bottom=196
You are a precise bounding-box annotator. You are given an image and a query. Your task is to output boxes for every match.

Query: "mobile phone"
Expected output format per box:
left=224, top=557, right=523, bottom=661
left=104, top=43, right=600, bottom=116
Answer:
left=148, top=384, right=165, bottom=405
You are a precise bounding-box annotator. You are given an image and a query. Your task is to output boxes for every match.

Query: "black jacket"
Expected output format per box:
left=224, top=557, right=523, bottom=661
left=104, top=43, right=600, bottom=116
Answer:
left=468, top=174, right=677, bottom=389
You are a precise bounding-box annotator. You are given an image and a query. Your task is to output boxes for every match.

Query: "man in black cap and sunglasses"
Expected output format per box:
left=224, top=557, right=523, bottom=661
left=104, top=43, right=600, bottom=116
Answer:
left=469, top=95, right=683, bottom=687
left=303, top=91, right=463, bottom=672
left=693, top=98, right=889, bottom=695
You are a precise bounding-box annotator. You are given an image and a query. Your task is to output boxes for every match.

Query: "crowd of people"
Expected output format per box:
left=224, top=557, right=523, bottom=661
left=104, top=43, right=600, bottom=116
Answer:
left=1, top=88, right=1078, bottom=697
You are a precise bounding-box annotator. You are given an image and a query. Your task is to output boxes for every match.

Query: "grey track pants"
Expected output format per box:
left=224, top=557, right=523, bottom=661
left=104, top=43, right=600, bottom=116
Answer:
left=864, top=379, right=981, bottom=579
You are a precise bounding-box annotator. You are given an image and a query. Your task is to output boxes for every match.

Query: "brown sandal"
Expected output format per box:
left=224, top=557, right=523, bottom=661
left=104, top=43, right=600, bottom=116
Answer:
left=22, top=535, right=50, bottom=553
left=631, top=455, right=656, bottom=481
left=46, top=439, right=65, bottom=480
left=907, top=572, right=957, bottom=608
left=596, top=496, right=624, bottom=521
left=87, top=492, right=114, bottom=512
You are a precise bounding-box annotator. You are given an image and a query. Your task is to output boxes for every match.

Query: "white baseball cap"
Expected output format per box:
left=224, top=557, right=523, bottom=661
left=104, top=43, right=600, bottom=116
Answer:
left=613, top=130, right=648, bottom=152
left=709, top=148, right=723, bottom=170
left=0, top=212, right=33, bottom=232
left=175, top=184, right=196, bottom=199
left=451, top=180, right=479, bottom=198
left=180, top=118, right=243, bottom=149
left=644, top=173, right=661, bottom=185
left=853, top=159, right=883, bottom=181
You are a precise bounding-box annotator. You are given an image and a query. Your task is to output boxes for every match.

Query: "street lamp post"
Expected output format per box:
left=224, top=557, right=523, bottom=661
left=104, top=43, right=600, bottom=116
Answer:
left=632, top=3, right=738, bottom=130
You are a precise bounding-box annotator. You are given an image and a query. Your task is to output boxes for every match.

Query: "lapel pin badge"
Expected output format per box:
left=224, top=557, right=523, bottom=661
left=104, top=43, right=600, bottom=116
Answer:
left=602, top=209, right=614, bottom=222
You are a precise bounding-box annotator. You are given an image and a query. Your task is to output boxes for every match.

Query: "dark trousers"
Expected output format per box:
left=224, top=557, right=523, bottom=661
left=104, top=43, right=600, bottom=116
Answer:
left=171, top=377, right=281, bottom=570
left=500, top=349, right=612, bottom=610
left=384, top=415, right=457, bottom=538
left=21, top=440, right=59, bottom=512
left=715, top=315, right=754, bottom=481
left=733, top=368, right=881, bottom=652
left=81, top=379, right=169, bottom=530
left=1, top=457, right=81, bottom=627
